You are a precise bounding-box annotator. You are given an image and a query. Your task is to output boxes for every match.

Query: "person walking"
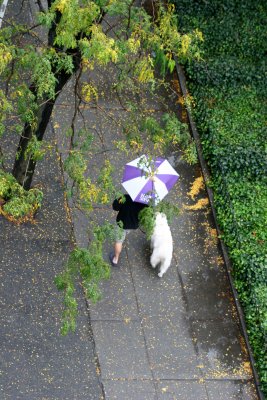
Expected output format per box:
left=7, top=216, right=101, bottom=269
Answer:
left=110, top=194, right=148, bottom=266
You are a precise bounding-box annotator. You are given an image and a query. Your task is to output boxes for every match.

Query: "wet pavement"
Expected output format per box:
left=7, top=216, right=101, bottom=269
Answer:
left=0, top=2, right=103, bottom=399
left=0, top=127, right=104, bottom=399
left=1, top=1, right=259, bottom=399
left=51, top=58, right=258, bottom=398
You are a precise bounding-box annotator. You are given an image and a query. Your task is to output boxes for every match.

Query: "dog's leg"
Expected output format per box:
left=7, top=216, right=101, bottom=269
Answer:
left=150, top=252, right=158, bottom=269
left=158, top=259, right=171, bottom=278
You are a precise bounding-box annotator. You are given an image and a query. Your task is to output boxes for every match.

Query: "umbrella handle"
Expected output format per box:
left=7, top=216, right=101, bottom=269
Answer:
left=152, top=177, right=156, bottom=206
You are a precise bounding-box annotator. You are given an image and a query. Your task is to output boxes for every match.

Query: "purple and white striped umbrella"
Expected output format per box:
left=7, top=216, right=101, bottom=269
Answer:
left=122, top=155, right=179, bottom=205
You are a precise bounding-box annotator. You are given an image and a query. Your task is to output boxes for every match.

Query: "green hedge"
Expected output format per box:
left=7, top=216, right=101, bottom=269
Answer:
left=171, top=0, right=267, bottom=395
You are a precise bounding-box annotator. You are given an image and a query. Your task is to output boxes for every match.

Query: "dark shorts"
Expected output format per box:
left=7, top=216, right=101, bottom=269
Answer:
left=114, top=224, right=131, bottom=243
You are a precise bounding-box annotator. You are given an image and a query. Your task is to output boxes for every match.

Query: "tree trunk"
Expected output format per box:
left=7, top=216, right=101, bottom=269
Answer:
left=12, top=6, right=105, bottom=190
left=12, top=65, right=79, bottom=190
left=12, top=8, right=81, bottom=190
left=141, top=0, right=160, bottom=20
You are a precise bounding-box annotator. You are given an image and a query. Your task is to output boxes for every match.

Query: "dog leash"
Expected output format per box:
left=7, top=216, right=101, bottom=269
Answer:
left=139, top=227, right=146, bottom=235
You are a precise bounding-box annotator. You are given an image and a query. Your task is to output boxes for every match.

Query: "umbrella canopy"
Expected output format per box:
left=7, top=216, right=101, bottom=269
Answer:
left=122, top=155, right=179, bottom=205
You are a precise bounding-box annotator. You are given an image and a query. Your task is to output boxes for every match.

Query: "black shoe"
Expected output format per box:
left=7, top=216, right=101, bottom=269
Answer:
left=109, top=252, right=118, bottom=267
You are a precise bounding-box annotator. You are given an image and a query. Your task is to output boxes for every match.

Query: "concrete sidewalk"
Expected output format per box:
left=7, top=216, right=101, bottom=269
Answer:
left=0, top=1, right=259, bottom=399
left=1, top=2, right=103, bottom=398
left=0, top=128, right=104, bottom=399
left=52, top=63, right=259, bottom=399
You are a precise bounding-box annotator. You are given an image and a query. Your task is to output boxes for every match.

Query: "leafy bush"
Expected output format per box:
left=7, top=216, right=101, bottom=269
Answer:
left=172, top=0, right=267, bottom=395
left=0, top=170, right=43, bottom=221
left=0, top=170, right=18, bottom=199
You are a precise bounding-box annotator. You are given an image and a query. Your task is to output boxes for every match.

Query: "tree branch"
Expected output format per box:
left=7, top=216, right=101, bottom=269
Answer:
left=70, top=68, right=83, bottom=150
left=126, top=0, right=135, bottom=38
left=0, top=146, right=6, bottom=171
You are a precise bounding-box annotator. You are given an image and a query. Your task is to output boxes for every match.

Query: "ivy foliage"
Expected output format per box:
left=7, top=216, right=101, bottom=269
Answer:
left=171, top=0, right=267, bottom=394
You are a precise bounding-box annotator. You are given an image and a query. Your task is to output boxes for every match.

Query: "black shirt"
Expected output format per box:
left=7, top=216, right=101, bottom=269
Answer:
left=112, top=194, right=148, bottom=229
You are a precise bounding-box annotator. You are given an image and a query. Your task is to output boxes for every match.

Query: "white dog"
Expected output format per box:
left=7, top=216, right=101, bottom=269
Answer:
left=150, top=212, right=173, bottom=277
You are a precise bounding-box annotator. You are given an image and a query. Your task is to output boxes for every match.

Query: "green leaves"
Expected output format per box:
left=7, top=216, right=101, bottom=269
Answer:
left=103, top=0, right=133, bottom=15
left=24, top=135, right=46, bottom=162
left=172, top=0, right=267, bottom=393
left=0, top=171, right=18, bottom=199
left=63, top=151, right=115, bottom=210
left=0, top=89, right=12, bottom=137
left=79, top=25, right=119, bottom=65
left=55, top=225, right=111, bottom=335
left=39, top=0, right=101, bottom=49
left=0, top=43, right=13, bottom=74
left=0, top=170, right=43, bottom=220
left=64, top=152, right=87, bottom=184
left=139, top=202, right=179, bottom=240
left=139, top=112, right=197, bottom=164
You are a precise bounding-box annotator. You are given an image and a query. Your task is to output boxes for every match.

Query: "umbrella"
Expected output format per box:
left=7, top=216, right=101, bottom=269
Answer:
left=122, top=155, right=179, bottom=205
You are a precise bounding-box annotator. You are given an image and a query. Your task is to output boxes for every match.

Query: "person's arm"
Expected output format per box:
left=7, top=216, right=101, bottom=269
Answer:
left=112, top=198, right=121, bottom=211
left=112, top=195, right=125, bottom=211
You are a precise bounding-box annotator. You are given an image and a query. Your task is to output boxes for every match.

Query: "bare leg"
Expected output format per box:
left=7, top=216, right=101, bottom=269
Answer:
left=113, top=242, right=122, bottom=264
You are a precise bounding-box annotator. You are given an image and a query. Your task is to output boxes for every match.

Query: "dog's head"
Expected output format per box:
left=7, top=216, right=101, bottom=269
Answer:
left=155, top=212, right=168, bottom=226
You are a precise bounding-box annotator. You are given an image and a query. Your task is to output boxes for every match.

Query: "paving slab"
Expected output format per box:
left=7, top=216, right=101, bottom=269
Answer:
left=172, top=211, right=234, bottom=321
left=102, top=379, right=157, bottom=400
left=142, top=315, right=200, bottom=380
left=156, top=380, right=208, bottom=400
left=89, top=262, right=140, bottom=321
left=192, top=319, right=252, bottom=380
left=205, top=380, right=259, bottom=400
left=126, top=232, right=186, bottom=318
left=91, top=321, right=152, bottom=380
